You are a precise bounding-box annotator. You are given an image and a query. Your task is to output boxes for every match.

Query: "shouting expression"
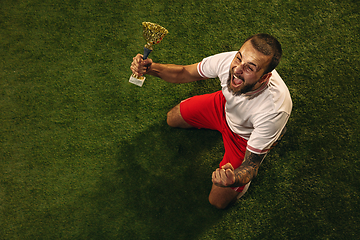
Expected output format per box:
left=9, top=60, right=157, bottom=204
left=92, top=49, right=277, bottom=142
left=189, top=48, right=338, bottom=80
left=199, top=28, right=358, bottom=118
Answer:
left=227, top=40, right=273, bottom=95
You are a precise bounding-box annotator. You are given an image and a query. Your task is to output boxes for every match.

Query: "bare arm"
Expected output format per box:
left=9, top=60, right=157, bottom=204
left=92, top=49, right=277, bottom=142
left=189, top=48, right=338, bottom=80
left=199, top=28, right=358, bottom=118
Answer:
left=212, top=149, right=267, bottom=188
left=148, top=62, right=205, bottom=83
left=130, top=54, right=207, bottom=84
left=232, top=150, right=266, bottom=187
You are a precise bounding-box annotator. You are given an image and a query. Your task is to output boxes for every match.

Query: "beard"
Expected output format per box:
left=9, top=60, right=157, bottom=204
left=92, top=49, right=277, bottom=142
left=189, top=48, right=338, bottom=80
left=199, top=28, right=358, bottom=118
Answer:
left=226, top=71, right=257, bottom=96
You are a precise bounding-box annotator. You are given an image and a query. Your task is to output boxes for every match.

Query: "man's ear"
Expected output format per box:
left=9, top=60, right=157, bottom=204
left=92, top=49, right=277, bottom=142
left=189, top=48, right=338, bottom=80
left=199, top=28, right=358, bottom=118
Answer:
left=260, top=72, right=272, bottom=84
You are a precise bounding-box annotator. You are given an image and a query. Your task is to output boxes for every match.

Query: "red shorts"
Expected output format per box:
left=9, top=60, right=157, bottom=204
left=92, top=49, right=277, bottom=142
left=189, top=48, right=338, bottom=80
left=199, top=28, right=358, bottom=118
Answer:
left=180, top=91, right=248, bottom=192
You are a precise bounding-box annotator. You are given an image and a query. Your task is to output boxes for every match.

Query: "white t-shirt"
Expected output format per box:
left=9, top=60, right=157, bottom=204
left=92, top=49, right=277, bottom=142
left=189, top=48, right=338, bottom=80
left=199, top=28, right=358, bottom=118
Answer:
left=197, top=51, right=292, bottom=154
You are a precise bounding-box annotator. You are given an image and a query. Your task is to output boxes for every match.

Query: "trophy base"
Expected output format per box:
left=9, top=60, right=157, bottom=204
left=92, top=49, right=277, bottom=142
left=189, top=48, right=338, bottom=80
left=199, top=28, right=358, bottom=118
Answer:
left=129, top=74, right=145, bottom=87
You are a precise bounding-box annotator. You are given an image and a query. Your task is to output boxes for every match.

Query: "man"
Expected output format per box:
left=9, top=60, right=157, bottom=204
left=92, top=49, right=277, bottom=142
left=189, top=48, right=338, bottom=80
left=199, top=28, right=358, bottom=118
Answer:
left=130, top=33, right=292, bottom=209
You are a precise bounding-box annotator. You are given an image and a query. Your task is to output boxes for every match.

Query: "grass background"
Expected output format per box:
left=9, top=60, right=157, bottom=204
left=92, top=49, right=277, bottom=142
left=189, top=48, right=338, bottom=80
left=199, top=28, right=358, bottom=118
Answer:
left=1, top=0, right=359, bottom=239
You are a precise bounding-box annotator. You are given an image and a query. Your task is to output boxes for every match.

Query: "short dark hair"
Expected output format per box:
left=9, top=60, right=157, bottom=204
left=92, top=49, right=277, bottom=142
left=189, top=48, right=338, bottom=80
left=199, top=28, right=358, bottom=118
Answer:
left=245, top=34, right=282, bottom=74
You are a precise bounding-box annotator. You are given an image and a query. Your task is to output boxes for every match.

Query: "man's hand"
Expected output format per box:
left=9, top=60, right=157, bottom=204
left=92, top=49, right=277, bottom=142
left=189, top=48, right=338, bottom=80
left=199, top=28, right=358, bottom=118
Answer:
left=212, top=163, right=236, bottom=187
left=130, top=54, right=153, bottom=77
left=213, top=150, right=266, bottom=188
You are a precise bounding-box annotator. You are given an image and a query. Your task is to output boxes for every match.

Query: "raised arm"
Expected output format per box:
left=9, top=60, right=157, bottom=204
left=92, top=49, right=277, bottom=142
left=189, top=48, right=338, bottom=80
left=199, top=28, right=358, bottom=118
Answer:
left=130, top=54, right=207, bottom=84
left=212, top=149, right=267, bottom=188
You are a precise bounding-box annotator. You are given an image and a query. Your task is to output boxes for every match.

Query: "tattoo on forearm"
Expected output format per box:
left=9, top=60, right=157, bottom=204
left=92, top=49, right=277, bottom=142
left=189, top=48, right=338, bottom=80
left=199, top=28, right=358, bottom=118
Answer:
left=233, top=151, right=266, bottom=187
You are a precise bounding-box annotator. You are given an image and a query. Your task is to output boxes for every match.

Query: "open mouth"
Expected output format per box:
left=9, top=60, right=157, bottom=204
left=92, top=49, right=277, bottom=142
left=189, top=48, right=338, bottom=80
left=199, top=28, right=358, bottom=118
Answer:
left=231, top=75, right=244, bottom=88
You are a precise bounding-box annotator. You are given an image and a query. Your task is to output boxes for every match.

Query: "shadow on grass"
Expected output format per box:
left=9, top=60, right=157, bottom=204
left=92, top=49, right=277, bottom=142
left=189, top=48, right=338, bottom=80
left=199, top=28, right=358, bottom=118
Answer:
left=92, top=123, right=227, bottom=239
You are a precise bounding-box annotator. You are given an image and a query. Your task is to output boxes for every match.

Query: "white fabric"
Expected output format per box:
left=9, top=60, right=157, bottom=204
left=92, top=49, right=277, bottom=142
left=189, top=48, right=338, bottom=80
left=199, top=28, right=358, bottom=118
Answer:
left=197, top=51, right=292, bottom=154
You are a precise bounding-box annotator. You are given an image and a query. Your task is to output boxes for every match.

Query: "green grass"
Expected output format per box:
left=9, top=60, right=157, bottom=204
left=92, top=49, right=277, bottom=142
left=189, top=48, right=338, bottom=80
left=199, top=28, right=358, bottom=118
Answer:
left=1, top=0, right=359, bottom=239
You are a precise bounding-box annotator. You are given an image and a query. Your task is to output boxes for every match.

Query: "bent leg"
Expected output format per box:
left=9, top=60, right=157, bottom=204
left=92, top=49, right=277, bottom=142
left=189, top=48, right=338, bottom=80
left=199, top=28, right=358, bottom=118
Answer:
left=167, top=104, right=193, bottom=128
left=208, top=183, right=239, bottom=209
left=171, top=91, right=225, bottom=131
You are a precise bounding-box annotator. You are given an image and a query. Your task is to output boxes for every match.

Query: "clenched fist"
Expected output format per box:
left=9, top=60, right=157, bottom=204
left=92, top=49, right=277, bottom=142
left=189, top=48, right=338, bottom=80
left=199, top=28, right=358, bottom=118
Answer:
left=212, top=163, right=236, bottom=187
left=130, top=54, right=153, bottom=77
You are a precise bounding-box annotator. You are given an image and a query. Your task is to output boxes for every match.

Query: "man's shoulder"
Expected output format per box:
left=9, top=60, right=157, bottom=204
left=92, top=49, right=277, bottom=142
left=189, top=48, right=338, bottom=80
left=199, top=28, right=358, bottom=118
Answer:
left=199, top=51, right=237, bottom=80
left=269, top=70, right=291, bottom=98
left=267, top=70, right=292, bottom=114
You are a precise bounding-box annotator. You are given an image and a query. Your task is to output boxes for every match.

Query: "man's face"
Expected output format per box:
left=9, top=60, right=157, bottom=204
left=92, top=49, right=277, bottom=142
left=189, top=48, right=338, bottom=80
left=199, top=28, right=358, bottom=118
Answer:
left=227, top=40, right=273, bottom=95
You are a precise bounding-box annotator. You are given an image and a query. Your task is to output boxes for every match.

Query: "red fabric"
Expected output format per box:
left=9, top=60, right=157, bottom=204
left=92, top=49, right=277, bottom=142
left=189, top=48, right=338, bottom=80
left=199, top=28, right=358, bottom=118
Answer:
left=180, top=91, right=248, bottom=192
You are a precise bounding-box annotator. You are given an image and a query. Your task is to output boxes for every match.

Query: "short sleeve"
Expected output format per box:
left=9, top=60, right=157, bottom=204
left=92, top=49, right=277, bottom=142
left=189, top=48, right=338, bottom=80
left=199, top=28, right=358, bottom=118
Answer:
left=197, top=51, right=237, bottom=84
left=246, top=111, right=290, bottom=154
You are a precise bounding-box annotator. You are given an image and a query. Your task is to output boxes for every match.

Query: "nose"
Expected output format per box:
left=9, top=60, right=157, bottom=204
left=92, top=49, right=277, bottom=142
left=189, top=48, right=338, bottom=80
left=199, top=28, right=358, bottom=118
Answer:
left=233, top=64, right=244, bottom=74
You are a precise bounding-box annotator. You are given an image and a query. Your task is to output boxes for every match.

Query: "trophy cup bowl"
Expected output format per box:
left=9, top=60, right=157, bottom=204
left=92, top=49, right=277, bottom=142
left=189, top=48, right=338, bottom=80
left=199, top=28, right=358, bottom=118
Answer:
left=129, top=22, right=169, bottom=87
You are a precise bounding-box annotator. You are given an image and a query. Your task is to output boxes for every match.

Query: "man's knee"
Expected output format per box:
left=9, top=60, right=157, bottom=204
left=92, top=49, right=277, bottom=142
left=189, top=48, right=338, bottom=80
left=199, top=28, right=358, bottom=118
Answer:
left=208, top=185, right=238, bottom=209
left=209, top=195, right=230, bottom=209
left=166, top=106, right=179, bottom=127
left=166, top=104, right=192, bottom=128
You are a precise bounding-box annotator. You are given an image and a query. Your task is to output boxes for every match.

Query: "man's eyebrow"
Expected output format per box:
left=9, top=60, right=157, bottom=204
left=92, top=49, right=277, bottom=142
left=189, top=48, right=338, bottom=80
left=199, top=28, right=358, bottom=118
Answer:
left=238, top=51, right=258, bottom=68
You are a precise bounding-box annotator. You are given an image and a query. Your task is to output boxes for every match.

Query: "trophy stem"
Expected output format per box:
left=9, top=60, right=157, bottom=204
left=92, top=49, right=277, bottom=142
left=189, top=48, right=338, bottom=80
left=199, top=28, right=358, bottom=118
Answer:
left=143, top=47, right=152, bottom=60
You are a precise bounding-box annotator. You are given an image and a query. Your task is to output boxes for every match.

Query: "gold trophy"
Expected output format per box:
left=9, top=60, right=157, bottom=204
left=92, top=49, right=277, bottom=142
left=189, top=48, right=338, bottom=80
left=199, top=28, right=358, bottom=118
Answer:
left=129, top=22, right=169, bottom=87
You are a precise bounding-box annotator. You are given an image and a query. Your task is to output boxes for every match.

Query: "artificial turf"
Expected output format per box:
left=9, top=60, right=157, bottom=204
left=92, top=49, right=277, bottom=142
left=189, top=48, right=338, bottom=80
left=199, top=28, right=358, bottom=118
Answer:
left=1, top=0, right=359, bottom=239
